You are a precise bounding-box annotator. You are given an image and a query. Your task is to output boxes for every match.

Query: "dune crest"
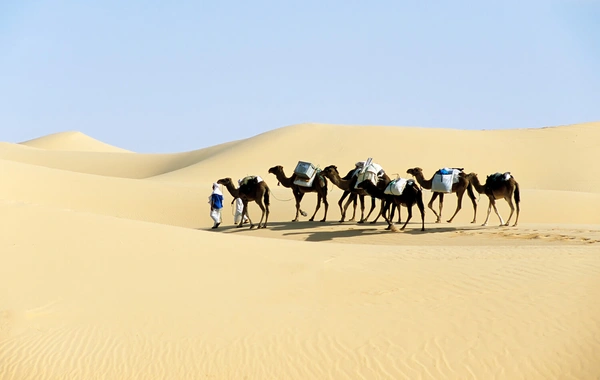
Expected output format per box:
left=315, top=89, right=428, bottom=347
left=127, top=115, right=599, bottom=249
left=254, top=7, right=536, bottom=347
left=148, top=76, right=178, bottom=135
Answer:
left=19, top=131, right=132, bottom=153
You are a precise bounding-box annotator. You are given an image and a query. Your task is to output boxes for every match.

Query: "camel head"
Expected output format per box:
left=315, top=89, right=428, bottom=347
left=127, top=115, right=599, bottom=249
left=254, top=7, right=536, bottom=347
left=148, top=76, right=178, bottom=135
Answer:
left=217, top=177, right=233, bottom=186
left=268, top=165, right=283, bottom=175
left=321, top=165, right=339, bottom=178
left=406, top=167, right=423, bottom=177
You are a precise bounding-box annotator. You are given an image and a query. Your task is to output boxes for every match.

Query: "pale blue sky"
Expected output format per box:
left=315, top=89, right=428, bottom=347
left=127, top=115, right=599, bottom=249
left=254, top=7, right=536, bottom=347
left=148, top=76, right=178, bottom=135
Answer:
left=1, top=0, right=598, bottom=153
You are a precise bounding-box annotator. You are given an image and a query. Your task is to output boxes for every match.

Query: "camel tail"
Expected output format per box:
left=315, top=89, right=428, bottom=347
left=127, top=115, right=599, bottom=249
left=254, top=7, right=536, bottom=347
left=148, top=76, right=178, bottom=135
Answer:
left=514, top=181, right=520, bottom=205
left=264, top=188, right=271, bottom=207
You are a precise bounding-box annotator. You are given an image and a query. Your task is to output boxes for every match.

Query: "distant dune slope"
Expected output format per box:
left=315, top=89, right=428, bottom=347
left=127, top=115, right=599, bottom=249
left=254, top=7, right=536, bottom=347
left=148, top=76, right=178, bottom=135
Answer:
left=1, top=137, right=240, bottom=179
left=19, top=131, right=132, bottom=152
left=148, top=122, right=600, bottom=194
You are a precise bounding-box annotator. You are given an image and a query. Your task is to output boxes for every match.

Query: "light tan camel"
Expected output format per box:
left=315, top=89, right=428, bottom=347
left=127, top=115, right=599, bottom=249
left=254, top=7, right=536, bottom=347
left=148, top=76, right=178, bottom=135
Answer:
left=465, top=172, right=520, bottom=226
left=216, top=177, right=270, bottom=229
left=406, top=167, right=477, bottom=223
left=268, top=165, right=329, bottom=222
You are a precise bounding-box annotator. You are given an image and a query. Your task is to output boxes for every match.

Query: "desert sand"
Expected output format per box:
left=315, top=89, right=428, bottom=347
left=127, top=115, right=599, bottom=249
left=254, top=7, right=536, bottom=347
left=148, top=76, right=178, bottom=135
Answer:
left=1, top=122, right=599, bottom=379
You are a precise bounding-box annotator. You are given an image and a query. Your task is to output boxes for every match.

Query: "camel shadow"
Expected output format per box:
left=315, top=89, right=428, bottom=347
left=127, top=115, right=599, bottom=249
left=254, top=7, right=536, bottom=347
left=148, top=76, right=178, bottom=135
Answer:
left=282, top=227, right=385, bottom=242
left=267, top=220, right=389, bottom=232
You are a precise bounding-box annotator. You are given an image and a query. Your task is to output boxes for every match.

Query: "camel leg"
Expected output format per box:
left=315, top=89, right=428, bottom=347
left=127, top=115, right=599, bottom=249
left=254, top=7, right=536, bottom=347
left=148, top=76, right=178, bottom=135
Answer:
left=491, top=199, right=505, bottom=226
left=338, top=191, right=351, bottom=222
left=416, top=191, right=426, bottom=231
left=344, top=193, right=358, bottom=222
left=320, top=192, right=329, bottom=222
left=428, top=192, right=441, bottom=223
left=240, top=201, right=254, bottom=228
left=482, top=197, right=495, bottom=226
left=348, top=194, right=358, bottom=222
left=263, top=198, right=270, bottom=229
left=446, top=190, right=464, bottom=223
left=388, top=204, right=401, bottom=224
left=309, top=193, right=322, bottom=222
left=255, top=199, right=267, bottom=229
left=361, top=196, right=377, bottom=223
left=370, top=199, right=386, bottom=224
left=512, top=183, right=520, bottom=227
left=400, top=201, right=412, bottom=231
left=503, top=196, right=514, bottom=226
left=357, top=194, right=365, bottom=223
left=337, top=192, right=347, bottom=222
left=380, top=199, right=394, bottom=230
left=293, top=192, right=304, bottom=222
left=467, top=184, right=478, bottom=223
left=340, top=196, right=351, bottom=222
left=389, top=204, right=396, bottom=223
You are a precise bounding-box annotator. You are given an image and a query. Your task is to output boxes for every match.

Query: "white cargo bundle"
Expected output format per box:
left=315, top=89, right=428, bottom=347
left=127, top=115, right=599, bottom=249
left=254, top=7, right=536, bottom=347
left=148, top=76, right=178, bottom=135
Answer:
left=384, top=178, right=409, bottom=196
left=294, top=161, right=317, bottom=180
left=354, top=157, right=385, bottom=189
left=431, top=168, right=461, bottom=193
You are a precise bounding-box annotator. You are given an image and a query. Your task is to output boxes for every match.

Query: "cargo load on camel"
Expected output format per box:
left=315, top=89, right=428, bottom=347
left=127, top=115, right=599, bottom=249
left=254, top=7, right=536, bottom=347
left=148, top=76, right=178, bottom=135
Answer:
left=431, top=168, right=462, bottom=193
left=238, top=176, right=263, bottom=195
left=384, top=178, right=413, bottom=196
left=354, top=158, right=386, bottom=189
left=293, top=161, right=324, bottom=188
left=486, top=172, right=512, bottom=187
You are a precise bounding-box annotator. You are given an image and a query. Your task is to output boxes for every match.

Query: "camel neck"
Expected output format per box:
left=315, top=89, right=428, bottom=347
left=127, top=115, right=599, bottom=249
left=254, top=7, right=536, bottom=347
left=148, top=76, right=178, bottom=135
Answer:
left=225, top=183, right=240, bottom=198
left=470, top=176, right=485, bottom=193
left=275, top=169, right=294, bottom=188
left=328, top=173, right=351, bottom=189
left=414, top=173, right=433, bottom=190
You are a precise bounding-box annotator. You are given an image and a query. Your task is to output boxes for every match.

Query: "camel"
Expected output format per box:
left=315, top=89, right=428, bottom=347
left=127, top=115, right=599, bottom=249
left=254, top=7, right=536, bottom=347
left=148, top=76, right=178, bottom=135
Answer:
left=320, top=165, right=400, bottom=223
left=406, top=167, right=477, bottom=224
left=267, top=165, right=329, bottom=222
left=357, top=179, right=425, bottom=231
left=216, top=177, right=270, bottom=229
left=321, top=165, right=378, bottom=223
left=465, top=172, right=520, bottom=226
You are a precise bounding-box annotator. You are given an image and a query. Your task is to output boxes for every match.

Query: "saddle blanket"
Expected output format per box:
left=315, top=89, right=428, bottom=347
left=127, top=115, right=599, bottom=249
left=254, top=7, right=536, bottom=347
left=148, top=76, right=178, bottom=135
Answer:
left=293, top=170, right=323, bottom=188
left=488, top=172, right=512, bottom=181
left=238, top=176, right=263, bottom=186
left=384, top=178, right=412, bottom=196
left=431, top=168, right=461, bottom=193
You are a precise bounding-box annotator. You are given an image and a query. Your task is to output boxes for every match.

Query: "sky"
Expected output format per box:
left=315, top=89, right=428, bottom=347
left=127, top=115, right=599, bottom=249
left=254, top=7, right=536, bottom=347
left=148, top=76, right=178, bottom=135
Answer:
left=1, top=0, right=599, bottom=153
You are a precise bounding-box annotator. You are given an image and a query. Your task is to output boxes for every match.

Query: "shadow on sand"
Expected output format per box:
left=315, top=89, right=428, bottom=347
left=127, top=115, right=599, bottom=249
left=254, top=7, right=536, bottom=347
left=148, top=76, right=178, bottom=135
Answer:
left=200, top=220, right=490, bottom=242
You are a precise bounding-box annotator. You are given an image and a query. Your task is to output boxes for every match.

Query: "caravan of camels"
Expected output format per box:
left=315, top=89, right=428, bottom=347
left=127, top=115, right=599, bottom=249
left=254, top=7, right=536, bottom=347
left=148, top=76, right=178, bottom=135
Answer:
left=217, top=159, right=521, bottom=231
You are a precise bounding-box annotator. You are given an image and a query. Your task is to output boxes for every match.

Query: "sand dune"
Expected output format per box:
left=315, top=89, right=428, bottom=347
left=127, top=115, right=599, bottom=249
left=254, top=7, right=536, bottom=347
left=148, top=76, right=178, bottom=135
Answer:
left=1, top=122, right=600, bottom=379
left=19, top=131, right=132, bottom=153
left=1, top=136, right=241, bottom=179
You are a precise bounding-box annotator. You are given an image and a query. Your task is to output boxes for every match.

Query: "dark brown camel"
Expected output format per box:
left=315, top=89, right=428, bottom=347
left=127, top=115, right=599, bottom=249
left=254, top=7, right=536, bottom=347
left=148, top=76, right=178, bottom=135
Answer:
left=321, top=165, right=378, bottom=223
left=357, top=179, right=425, bottom=231
left=216, top=177, right=270, bottom=229
left=267, top=165, right=329, bottom=222
left=465, top=172, right=520, bottom=226
left=406, top=167, right=477, bottom=224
